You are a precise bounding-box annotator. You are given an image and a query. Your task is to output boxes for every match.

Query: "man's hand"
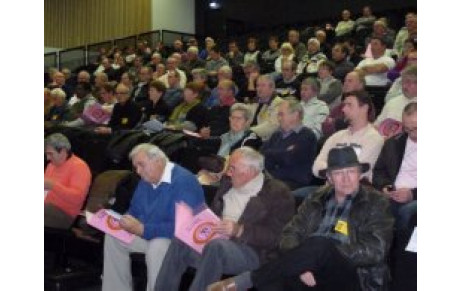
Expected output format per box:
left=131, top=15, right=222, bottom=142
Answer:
left=390, top=188, right=413, bottom=203
left=300, top=271, right=316, bottom=287
left=44, top=178, right=54, bottom=190
left=199, top=127, right=211, bottom=139
left=120, top=214, right=144, bottom=236
left=213, top=220, right=243, bottom=237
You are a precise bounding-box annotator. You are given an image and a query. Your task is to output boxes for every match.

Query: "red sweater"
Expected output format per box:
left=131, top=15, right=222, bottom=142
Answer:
left=45, top=155, right=92, bottom=218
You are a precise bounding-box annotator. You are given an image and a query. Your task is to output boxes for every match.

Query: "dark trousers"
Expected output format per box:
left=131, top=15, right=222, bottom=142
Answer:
left=252, top=236, right=360, bottom=291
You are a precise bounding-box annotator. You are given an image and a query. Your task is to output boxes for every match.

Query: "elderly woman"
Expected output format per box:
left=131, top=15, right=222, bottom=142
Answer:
left=166, top=82, right=208, bottom=131
left=317, top=60, right=343, bottom=109
left=274, top=42, right=295, bottom=73
left=297, top=37, right=327, bottom=77
left=45, top=88, right=70, bottom=125
left=196, top=103, right=262, bottom=184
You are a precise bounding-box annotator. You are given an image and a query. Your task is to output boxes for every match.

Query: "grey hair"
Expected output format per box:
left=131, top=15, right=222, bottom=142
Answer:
left=230, top=103, right=253, bottom=122
left=283, top=97, right=304, bottom=121
left=94, top=72, right=108, bottom=82
left=45, top=133, right=71, bottom=152
left=191, top=68, right=208, bottom=80
left=50, top=88, right=67, bottom=100
left=234, top=146, right=264, bottom=173
left=129, top=143, right=169, bottom=163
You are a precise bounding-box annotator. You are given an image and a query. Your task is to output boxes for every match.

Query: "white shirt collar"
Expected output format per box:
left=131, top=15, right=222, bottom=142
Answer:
left=151, top=161, right=174, bottom=189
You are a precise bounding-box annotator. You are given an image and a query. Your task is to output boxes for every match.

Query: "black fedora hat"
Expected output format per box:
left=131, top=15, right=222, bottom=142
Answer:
left=318, top=146, right=370, bottom=178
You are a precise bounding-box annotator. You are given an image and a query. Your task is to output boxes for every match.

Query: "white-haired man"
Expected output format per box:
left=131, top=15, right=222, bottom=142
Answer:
left=102, top=144, right=205, bottom=291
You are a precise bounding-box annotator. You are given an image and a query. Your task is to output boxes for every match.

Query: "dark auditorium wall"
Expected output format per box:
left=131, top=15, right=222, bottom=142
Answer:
left=44, top=0, right=151, bottom=49
left=196, top=0, right=417, bottom=39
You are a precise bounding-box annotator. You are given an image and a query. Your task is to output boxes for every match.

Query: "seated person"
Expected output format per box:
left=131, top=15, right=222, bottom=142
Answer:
left=385, top=51, right=417, bottom=103
left=209, top=146, right=394, bottom=291
left=191, top=68, right=212, bottom=105
left=317, top=60, right=343, bottom=109
left=44, top=88, right=53, bottom=117
left=99, top=82, right=117, bottom=115
left=374, top=65, right=417, bottom=135
left=45, top=88, right=70, bottom=125
left=299, top=78, right=330, bottom=140
left=192, top=103, right=262, bottom=183
left=275, top=60, right=301, bottom=99
left=102, top=144, right=205, bottom=291
left=162, top=70, right=184, bottom=110
left=165, top=82, right=208, bottom=131
left=63, top=82, right=97, bottom=127
left=297, top=38, right=328, bottom=77
left=274, top=42, right=295, bottom=74
left=205, top=65, right=235, bottom=109
left=94, top=84, right=142, bottom=134
left=155, top=147, right=295, bottom=291
left=199, top=79, right=237, bottom=138
left=373, top=102, right=417, bottom=230
left=44, top=133, right=92, bottom=229
left=261, top=98, right=317, bottom=190
left=142, top=80, right=172, bottom=123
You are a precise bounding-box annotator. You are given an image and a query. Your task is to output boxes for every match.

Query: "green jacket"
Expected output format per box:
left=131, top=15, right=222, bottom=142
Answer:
left=280, top=184, right=394, bottom=291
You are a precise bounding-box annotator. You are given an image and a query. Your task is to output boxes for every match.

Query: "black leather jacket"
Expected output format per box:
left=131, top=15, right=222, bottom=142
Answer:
left=280, top=184, right=394, bottom=291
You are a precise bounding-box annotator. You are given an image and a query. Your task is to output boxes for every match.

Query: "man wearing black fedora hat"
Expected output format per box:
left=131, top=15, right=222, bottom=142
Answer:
left=208, top=146, right=394, bottom=291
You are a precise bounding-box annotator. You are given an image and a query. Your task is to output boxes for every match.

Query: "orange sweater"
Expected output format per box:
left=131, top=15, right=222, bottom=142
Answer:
left=44, top=155, right=92, bottom=218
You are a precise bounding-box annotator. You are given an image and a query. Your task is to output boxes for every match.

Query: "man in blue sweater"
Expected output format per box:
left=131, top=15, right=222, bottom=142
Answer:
left=102, top=144, right=205, bottom=291
left=260, top=98, right=317, bottom=190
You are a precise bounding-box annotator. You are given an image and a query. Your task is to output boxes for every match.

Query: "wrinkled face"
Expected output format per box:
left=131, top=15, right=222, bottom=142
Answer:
left=300, top=84, right=316, bottom=101
left=277, top=102, right=299, bottom=132
left=77, top=73, right=90, bottom=83
left=226, top=152, right=257, bottom=188
left=403, top=111, right=417, bottom=142
left=229, top=110, right=249, bottom=133
left=327, top=166, right=361, bottom=198
left=183, top=88, right=198, bottom=104
left=307, top=41, right=319, bottom=54
left=45, top=146, right=67, bottom=167
left=132, top=151, right=164, bottom=184
left=402, top=76, right=417, bottom=98
left=342, top=95, right=366, bottom=123
left=343, top=72, right=363, bottom=93
left=370, top=39, right=385, bottom=58
left=256, top=78, right=274, bottom=100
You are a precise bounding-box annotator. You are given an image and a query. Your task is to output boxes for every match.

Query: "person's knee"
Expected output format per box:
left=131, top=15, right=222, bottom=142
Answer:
left=203, top=239, right=227, bottom=256
left=146, top=238, right=171, bottom=260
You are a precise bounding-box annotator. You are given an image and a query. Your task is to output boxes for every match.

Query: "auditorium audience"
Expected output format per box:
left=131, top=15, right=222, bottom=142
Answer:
left=335, top=9, right=355, bottom=39
left=225, top=40, right=244, bottom=68
left=331, top=42, right=355, bottom=82
left=205, top=46, right=229, bottom=78
left=131, top=66, right=151, bottom=105
left=261, top=35, right=280, bottom=73
left=183, top=46, right=206, bottom=77
left=243, top=37, right=262, bottom=67
left=45, top=88, right=70, bottom=125
left=44, top=88, right=53, bottom=117
left=159, top=56, right=187, bottom=88
left=393, top=12, right=417, bottom=58
left=297, top=37, right=327, bottom=77
left=385, top=50, right=417, bottom=103
left=142, top=80, right=172, bottom=123
left=162, top=70, right=184, bottom=110
left=199, top=36, right=215, bottom=60
left=318, top=60, right=343, bottom=109
left=64, top=82, right=97, bottom=127
left=274, top=42, right=295, bottom=73
left=288, top=29, right=306, bottom=60
left=205, top=65, right=234, bottom=109
left=99, top=82, right=117, bottom=115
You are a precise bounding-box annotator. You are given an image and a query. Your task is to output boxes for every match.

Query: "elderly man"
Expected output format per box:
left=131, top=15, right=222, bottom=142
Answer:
left=374, top=65, right=417, bottom=131
left=63, top=82, right=98, bottom=127
left=205, top=65, right=235, bottom=109
left=373, top=102, right=417, bottom=230
left=299, top=78, right=330, bottom=140
left=261, top=98, right=317, bottom=190
left=249, top=75, right=284, bottom=141
left=288, top=29, right=307, bottom=61
left=209, top=146, right=394, bottom=291
left=331, top=43, right=355, bottom=82
left=155, top=147, right=295, bottom=291
left=131, top=66, right=152, bottom=105
left=45, top=133, right=91, bottom=229
left=102, top=144, right=205, bottom=291
left=313, top=90, right=383, bottom=182
left=183, top=46, right=206, bottom=76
